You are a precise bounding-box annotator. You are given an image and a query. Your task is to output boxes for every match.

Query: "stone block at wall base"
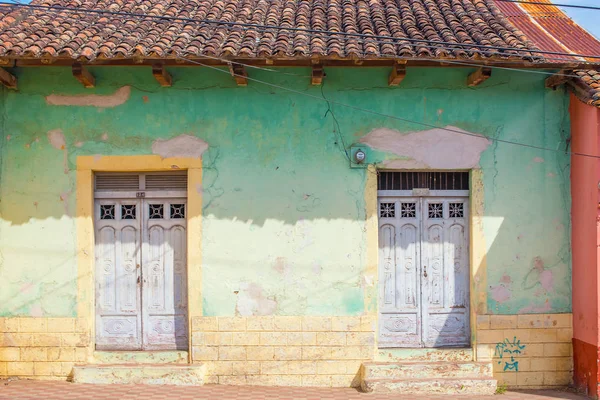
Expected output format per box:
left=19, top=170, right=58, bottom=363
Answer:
left=0, top=317, right=90, bottom=380
left=477, top=313, right=573, bottom=390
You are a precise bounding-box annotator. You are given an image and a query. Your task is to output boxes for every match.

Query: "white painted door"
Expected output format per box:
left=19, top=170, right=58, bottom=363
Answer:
left=378, top=197, right=469, bottom=348
left=94, top=173, right=188, bottom=351
left=95, top=199, right=143, bottom=350
left=142, top=199, right=188, bottom=350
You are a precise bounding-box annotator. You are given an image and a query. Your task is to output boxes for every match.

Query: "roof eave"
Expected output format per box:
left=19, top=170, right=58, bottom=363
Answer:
left=6, top=55, right=600, bottom=70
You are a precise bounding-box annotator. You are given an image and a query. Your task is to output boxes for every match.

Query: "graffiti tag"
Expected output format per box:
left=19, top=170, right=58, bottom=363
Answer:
left=495, top=336, right=526, bottom=372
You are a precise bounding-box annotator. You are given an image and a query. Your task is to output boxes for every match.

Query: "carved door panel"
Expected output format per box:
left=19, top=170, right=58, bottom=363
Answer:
left=142, top=199, right=188, bottom=350
left=378, top=198, right=422, bottom=347
left=95, top=199, right=142, bottom=350
left=378, top=197, right=469, bottom=348
left=422, top=199, right=470, bottom=347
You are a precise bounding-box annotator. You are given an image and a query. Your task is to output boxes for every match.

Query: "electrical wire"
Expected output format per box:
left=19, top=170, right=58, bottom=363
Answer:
left=3, top=0, right=599, bottom=160
left=1, top=0, right=592, bottom=83
left=1, top=2, right=598, bottom=69
left=2, top=1, right=600, bottom=63
left=175, top=54, right=600, bottom=160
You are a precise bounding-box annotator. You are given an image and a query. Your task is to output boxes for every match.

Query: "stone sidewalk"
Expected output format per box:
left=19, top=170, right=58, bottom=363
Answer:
left=0, top=380, right=589, bottom=400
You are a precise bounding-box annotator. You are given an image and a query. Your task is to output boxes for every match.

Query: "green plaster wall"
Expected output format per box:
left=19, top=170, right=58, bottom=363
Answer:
left=0, top=66, right=571, bottom=317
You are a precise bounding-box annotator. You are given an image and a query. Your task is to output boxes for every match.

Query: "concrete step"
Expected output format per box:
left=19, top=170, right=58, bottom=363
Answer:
left=361, top=377, right=497, bottom=394
left=93, top=351, right=188, bottom=364
left=376, top=347, right=473, bottom=362
left=363, top=361, right=492, bottom=380
left=71, top=364, right=205, bottom=385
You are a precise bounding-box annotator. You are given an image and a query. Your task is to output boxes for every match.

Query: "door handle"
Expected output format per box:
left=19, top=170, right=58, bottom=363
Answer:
left=423, top=266, right=428, bottom=278
left=137, top=276, right=140, bottom=285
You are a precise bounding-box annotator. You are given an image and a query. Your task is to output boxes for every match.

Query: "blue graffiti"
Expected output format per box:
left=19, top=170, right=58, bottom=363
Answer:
left=495, top=336, right=526, bottom=372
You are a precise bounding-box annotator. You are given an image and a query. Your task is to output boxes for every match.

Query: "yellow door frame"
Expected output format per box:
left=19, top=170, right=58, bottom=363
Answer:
left=365, top=167, right=487, bottom=359
left=75, top=155, right=202, bottom=363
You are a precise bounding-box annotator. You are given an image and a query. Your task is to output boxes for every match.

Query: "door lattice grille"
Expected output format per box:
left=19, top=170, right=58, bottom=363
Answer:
left=95, top=174, right=140, bottom=191
left=146, top=173, right=187, bottom=190
left=378, top=172, right=469, bottom=191
left=95, top=173, right=187, bottom=192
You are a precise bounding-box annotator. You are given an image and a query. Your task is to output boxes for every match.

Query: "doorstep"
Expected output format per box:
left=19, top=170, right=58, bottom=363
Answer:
left=71, top=363, right=206, bottom=385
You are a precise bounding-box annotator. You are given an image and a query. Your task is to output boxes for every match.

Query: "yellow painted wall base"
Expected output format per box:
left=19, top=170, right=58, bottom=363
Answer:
left=477, top=313, right=573, bottom=388
left=191, top=316, right=376, bottom=387
left=0, top=313, right=572, bottom=388
left=0, top=317, right=90, bottom=378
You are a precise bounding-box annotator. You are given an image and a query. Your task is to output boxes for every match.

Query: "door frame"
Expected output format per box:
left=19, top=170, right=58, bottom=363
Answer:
left=368, top=168, right=487, bottom=359
left=377, top=191, right=470, bottom=348
left=76, top=155, right=202, bottom=363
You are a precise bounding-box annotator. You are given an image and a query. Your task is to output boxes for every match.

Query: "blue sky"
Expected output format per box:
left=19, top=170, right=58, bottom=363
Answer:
left=558, top=0, right=600, bottom=39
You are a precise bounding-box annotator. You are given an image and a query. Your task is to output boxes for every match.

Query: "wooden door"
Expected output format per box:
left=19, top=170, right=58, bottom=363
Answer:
left=142, top=199, right=188, bottom=350
left=378, top=197, right=470, bottom=348
left=378, top=198, right=422, bottom=347
left=95, top=199, right=142, bottom=350
left=421, top=198, right=470, bottom=347
left=94, top=172, right=189, bottom=351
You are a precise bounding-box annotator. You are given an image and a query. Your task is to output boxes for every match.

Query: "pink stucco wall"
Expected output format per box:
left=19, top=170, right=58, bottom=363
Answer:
left=570, top=93, right=600, bottom=396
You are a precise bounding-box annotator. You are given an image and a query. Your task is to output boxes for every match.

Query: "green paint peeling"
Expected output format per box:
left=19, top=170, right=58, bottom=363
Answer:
left=0, top=66, right=571, bottom=317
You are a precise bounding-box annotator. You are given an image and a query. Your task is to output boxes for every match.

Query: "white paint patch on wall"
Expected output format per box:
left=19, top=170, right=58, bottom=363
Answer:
left=152, top=134, right=209, bottom=159
left=47, top=129, right=66, bottom=150
left=360, top=126, right=491, bottom=169
left=46, top=86, right=131, bottom=107
left=235, top=282, right=277, bottom=316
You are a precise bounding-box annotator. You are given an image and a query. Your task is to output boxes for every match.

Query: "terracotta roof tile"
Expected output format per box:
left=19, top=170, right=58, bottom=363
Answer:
left=0, top=0, right=544, bottom=61
left=493, top=0, right=600, bottom=108
left=572, top=69, right=600, bottom=107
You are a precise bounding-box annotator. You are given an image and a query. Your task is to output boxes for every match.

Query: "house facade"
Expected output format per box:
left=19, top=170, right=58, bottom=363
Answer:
left=0, top=0, right=594, bottom=393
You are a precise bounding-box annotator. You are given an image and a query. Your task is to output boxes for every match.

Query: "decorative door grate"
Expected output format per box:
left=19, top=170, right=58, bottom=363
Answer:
left=378, top=172, right=469, bottom=191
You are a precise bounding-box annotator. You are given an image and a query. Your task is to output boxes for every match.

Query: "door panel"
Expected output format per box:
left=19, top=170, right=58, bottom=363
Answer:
left=422, top=198, right=470, bottom=347
left=95, top=200, right=142, bottom=350
left=142, top=199, right=188, bottom=350
left=378, top=196, right=470, bottom=349
left=378, top=198, right=422, bottom=348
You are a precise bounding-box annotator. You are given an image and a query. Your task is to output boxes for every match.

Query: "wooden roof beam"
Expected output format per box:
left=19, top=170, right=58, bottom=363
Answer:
left=152, top=64, right=172, bottom=87
left=467, top=67, right=492, bottom=87
left=388, top=64, right=406, bottom=86
left=311, top=64, right=324, bottom=86
left=72, top=63, right=95, bottom=88
left=0, top=67, right=17, bottom=90
left=545, top=69, right=572, bottom=89
left=229, top=63, right=248, bottom=86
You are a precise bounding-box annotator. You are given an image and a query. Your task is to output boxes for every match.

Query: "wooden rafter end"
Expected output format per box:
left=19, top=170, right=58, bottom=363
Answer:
left=0, top=67, right=17, bottom=90
left=152, top=64, right=172, bottom=87
left=545, top=70, right=572, bottom=89
left=388, top=65, right=406, bottom=86
left=311, top=64, right=324, bottom=86
left=467, top=67, right=492, bottom=87
left=72, top=63, right=95, bottom=88
left=229, top=63, right=248, bottom=86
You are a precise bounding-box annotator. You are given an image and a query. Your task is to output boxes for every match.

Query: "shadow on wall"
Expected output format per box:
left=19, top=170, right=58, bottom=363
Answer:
left=0, top=66, right=571, bottom=317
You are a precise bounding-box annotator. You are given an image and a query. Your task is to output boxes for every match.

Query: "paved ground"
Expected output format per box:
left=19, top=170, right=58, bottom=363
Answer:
left=0, top=380, right=589, bottom=400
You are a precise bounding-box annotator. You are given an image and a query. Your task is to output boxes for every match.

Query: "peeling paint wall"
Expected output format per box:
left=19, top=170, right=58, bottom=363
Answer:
left=0, top=67, right=571, bottom=318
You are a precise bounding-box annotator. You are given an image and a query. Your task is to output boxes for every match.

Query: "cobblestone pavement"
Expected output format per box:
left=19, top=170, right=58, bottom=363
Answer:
left=0, top=380, right=589, bottom=400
